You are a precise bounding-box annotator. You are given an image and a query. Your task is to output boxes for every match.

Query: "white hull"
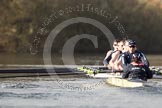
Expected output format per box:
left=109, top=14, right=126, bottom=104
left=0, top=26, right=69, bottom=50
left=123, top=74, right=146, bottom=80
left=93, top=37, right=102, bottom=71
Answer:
left=87, top=73, right=122, bottom=78
left=87, top=73, right=162, bottom=79
left=106, top=77, right=145, bottom=88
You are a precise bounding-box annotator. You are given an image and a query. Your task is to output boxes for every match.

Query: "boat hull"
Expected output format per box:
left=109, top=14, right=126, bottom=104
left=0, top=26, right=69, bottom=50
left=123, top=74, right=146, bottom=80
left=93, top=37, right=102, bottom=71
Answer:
left=87, top=73, right=122, bottom=78
left=87, top=73, right=162, bottom=79
left=106, top=77, right=145, bottom=88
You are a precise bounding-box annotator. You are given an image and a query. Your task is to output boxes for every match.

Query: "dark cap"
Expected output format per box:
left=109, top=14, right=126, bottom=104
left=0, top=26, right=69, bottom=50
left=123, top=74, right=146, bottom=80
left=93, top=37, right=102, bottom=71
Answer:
left=128, top=39, right=136, bottom=47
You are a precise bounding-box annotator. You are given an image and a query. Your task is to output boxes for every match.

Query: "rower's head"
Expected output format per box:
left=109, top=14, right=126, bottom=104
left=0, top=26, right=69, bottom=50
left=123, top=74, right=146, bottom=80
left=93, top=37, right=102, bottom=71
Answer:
left=118, top=40, right=124, bottom=52
left=122, top=39, right=129, bottom=53
left=127, top=39, right=136, bottom=53
left=132, top=52, right=141, bottom=63
left=113, top=39, right=120, bottom=50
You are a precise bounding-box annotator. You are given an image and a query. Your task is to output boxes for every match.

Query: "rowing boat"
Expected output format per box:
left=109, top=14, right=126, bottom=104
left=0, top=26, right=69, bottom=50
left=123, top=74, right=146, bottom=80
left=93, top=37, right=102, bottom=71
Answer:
left=0, top=65, right=107, bottom=78
left=106, top=77, right=146, bottom=88
left=87, top=73, right=122, bottom=78
left=0, top=65, right=161, bottom=79
left=87, top=73, right=162, bottom=79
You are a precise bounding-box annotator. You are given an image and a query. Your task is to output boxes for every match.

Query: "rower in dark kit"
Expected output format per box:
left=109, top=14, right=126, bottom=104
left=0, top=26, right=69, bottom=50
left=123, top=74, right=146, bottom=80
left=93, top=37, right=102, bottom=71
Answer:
left=121, top=39, right=150, bottom=68
left=122, top=53, right=153, bottom=81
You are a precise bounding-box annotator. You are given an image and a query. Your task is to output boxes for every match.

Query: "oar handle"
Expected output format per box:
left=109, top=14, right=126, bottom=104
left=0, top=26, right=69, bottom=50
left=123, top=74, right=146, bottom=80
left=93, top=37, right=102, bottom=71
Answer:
left=77, top=66, right=162, bottom=75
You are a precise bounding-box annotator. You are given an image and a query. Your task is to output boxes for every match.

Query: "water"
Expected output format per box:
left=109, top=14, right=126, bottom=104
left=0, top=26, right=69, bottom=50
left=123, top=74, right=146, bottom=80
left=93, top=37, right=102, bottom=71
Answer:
left=0, top=54, right=162, bottom=107
left=0, top=77, right=162, bottom=108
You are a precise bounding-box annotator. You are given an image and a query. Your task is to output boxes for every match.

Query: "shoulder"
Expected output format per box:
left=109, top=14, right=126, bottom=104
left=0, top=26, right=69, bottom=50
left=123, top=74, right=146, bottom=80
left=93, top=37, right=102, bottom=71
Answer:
left=135, top=50, right=144, bottom=55
left=107, top=50, right=113, bottom=53
left=135, top=50, right=145, bottom=56
left=112, top=50, right=121, bottom=56
left=107, top=50, right=113, bottom=54
left=124, top=51, right=129, bottom=54
left=111, top=50, right=117, bottom=54
left=121, top=51, right=128, bottom=57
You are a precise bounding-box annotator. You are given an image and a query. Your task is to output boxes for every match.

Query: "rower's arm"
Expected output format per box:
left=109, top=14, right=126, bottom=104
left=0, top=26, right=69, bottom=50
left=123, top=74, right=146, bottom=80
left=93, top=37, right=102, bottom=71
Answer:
left=109, top=51, right=120, bottom=68
left=121, top=53, right=127, bottom=68
left=145, top=65, right=153, bottom=79
left=103, top=50, right=113, bottom=66
left=114, top=56, right=123, bottom=70
left=122, top=64, right=131, bottom=78
left=140, top=53, right=150, bottom=67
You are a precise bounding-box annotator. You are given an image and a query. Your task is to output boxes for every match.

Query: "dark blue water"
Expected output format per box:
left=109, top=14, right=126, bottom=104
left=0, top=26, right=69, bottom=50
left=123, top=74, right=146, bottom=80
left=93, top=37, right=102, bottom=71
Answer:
left=0, top=77, right=162, bottom=108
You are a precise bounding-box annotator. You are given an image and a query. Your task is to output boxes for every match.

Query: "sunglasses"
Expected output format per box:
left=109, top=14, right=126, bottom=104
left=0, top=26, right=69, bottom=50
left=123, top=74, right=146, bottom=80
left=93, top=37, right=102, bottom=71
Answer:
left=129, top=46, right=136, bottom=48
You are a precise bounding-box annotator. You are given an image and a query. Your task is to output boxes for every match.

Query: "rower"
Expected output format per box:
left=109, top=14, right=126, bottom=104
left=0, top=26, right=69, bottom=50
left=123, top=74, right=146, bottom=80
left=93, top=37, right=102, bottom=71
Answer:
left=122, top=52, right=153, bottom=81
left=109, top=39, right=124, bottom=70
left=114, top=39, right=129, bottom=70
left=103, top=39, right=120, bottom=68
left=121, top=39, right=150, bottom=68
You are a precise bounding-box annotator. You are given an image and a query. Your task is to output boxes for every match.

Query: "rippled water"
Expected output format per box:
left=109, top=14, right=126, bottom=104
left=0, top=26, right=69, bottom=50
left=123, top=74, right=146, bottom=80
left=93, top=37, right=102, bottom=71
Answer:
left=0, top=76, right=162, bottom=108
left=0, top=54, right=162, bottom=107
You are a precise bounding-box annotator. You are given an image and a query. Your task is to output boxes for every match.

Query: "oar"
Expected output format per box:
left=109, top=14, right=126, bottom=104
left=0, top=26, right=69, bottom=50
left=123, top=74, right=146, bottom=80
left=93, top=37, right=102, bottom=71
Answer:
left=0, top=71, right=86, bottom=78
left=77, top=66, right=162, bottom=76
left=149, top=66, right=162, bottom=75
left=0, top=65, right=161, bottom=78
left=76, top=66, right=123, bottom=75
left=0, top=67, right=75, bottom=73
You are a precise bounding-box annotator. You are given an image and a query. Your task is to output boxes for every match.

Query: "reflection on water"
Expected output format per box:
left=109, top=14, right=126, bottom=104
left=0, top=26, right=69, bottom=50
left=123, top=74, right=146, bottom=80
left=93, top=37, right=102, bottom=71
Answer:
left=0, top=77, right=162, bottom=107
left=0, top=53, right=162, bottom=66
left=147, top=55, right=162, bottom=66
